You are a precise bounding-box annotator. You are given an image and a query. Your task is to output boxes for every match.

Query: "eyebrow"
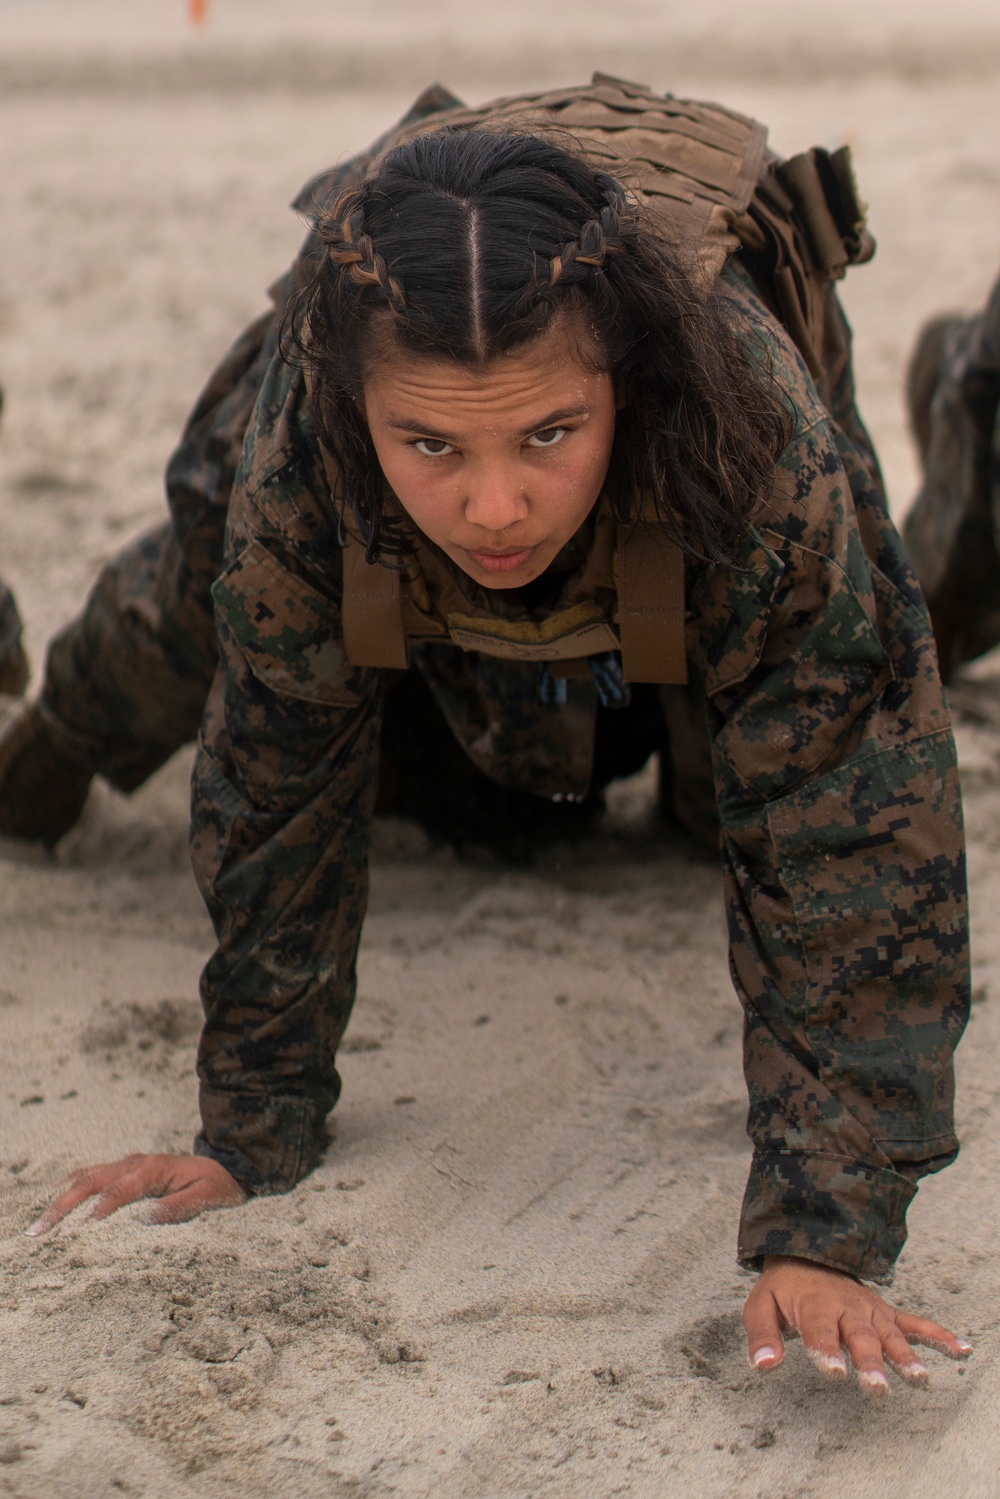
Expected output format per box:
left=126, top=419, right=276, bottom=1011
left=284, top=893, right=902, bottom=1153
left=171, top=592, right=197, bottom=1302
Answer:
left=385, top=405, right=592, bottom=442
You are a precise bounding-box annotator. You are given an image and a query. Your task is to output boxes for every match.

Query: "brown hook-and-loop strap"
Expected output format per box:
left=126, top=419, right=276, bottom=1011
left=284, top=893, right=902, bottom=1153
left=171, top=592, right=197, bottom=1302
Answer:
left=615, top=520, right=688, bottom=684
left=340, top=532, right=411, bottom=671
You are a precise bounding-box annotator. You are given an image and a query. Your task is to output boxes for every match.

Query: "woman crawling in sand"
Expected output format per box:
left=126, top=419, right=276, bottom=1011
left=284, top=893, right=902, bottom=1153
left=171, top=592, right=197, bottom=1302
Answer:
left=1, top=78, right=973, bottom=1392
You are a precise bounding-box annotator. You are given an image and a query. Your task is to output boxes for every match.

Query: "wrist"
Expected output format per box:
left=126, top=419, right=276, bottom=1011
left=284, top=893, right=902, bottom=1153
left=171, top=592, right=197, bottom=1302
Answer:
left=762, top=1254, right=861, bottom=1283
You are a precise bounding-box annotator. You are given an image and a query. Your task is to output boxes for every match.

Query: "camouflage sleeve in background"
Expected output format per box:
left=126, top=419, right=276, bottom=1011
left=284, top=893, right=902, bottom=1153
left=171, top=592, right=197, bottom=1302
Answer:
left=190, top=350, right=383, bottom=1193
left=699, top=290, right=970, bottom=1281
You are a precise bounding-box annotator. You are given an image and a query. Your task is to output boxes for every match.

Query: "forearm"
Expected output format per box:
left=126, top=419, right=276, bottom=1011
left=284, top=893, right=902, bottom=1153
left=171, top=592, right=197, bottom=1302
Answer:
left=191, top=709, right=379, bottom=1193
left=189, top=573, right=382, bottom=1192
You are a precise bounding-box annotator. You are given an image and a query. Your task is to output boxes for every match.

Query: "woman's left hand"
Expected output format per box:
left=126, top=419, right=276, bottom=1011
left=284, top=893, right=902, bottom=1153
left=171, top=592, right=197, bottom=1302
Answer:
left=743, top=1255, right=972, bottom=1394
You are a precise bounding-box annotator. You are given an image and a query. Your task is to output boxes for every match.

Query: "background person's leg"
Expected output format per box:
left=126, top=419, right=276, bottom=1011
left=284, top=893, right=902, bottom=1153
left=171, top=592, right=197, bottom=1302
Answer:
left=0, top=578, right=28, bottom=697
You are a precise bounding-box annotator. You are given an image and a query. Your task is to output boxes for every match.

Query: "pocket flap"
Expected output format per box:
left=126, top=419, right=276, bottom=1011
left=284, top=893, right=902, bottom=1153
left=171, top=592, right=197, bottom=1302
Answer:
left=212, top=538, right=372, bottom=707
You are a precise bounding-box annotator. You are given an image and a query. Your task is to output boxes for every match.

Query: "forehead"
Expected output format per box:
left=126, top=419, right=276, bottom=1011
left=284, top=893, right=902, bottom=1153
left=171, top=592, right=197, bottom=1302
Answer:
left=362, top=313, right=607, bottom=415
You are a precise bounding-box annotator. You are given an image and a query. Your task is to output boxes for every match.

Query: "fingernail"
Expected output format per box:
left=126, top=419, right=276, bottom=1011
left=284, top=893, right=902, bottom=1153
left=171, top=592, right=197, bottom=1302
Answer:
left=859, top=1369, right=890, bottom=1395
left=904, top=1361, right=928, bottom=1383
left=24, top=1221, right=44, bottom=1237
left=752, top=1346, right=777, bottom=1368
left=807, top=1349, right=848, bottom=1378
left=956, top=1340, right=973, bottom=1354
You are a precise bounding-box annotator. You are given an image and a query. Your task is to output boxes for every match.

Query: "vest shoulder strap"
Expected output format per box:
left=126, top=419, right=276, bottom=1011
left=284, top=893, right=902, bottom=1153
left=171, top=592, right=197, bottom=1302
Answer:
left=316, top=442, right=411, bottom=672
left=341, top=534, right=410, bottom=672
left=616, top=521, right=688, bottom=685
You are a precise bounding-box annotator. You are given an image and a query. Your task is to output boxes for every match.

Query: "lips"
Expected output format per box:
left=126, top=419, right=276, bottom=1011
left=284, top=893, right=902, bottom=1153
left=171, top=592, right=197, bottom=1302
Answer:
left=465, top=547, right=535, bottom=574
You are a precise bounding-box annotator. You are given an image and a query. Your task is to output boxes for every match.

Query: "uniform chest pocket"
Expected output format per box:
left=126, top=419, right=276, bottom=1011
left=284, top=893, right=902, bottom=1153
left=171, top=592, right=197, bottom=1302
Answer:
left=212, top=537, right=374, bottom=708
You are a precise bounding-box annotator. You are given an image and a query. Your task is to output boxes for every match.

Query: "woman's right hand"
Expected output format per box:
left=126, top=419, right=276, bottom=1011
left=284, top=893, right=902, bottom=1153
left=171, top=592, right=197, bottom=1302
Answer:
left=26, top=1153, right=247, bottom=1235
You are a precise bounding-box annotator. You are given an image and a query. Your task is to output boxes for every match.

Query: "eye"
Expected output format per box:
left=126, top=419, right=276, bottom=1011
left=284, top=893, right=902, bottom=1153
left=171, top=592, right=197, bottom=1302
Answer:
left=526, top=426, right=568, bottom=449
left=413, top=437, right=455, bottom=457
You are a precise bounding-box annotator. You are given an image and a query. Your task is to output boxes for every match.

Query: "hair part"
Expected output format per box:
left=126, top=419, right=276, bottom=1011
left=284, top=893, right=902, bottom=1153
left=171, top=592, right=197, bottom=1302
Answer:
left=284, top=128, right=792, bottom=566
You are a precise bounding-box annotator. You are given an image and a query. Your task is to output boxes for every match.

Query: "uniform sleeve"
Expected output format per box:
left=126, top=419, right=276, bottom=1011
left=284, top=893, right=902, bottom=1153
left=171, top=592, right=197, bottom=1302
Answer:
left=694, top=319, right=970, bottom=1282
left=189, top=351, right=382, bottom=1194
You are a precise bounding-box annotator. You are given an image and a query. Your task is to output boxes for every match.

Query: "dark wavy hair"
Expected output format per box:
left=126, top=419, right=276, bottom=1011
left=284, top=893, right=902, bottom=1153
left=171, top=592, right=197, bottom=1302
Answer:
left=284, top=128, right=791, bottom=566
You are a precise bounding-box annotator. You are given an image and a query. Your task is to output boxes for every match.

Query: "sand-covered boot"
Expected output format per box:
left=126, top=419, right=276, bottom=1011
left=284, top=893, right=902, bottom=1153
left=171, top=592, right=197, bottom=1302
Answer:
left=0, top=704, right=93, bottom=845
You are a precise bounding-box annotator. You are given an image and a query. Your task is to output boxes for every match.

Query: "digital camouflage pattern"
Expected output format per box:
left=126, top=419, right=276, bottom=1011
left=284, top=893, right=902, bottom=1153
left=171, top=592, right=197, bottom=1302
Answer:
left=25, top=94, right=970, bottom=1284
left=903, top=269, right=1000, bottom=679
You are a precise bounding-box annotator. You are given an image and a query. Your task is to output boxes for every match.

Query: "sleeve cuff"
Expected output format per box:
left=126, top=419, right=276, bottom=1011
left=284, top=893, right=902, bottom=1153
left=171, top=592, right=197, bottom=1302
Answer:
left=737, top=1148, right=919, bottom=1283
left=194, top=1083, right=333, bottom=1195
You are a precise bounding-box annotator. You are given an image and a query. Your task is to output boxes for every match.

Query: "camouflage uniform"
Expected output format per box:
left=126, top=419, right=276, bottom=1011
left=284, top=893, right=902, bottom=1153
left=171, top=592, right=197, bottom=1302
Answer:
left=21, top=90, right=969, bottom=1284
left=903, top=270, right=1000, bottom=678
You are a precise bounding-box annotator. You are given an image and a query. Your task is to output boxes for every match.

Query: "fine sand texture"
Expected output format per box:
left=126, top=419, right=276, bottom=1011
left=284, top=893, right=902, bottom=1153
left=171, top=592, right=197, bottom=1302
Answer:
left=1, top=4, right=1000, bottom=1495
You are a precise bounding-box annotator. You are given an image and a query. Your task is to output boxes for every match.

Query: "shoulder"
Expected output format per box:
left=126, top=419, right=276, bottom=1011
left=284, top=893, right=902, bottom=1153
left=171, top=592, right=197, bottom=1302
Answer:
left=715, top=270, right=863, bottom=561
left=719, top=271, right=829, bottom=438
left=230, top=347, right=341, bottom=571
left=239, top=348, right=317, bottom=494
left=218, top=358, right=367, bottom=708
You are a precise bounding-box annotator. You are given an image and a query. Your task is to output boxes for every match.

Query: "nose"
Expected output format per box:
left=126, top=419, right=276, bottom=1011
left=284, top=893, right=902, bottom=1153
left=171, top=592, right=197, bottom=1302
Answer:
left=463, top=464, right=530, bottom=534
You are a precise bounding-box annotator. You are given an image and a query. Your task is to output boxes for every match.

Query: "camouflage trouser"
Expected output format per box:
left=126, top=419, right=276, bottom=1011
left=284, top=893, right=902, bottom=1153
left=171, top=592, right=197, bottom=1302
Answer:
left=34, top=303, right=718, bottom=849
left=903, top=271, right=1000, bottom=679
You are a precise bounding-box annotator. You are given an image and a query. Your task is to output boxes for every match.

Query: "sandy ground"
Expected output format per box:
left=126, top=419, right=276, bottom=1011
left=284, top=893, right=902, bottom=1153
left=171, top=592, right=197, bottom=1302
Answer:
left=2, top=4, right=1000, bottom=1495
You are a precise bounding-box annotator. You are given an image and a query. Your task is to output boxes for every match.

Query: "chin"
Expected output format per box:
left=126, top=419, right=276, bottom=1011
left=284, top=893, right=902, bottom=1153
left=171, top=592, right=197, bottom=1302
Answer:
left=472, top=562, right=542, bottom=589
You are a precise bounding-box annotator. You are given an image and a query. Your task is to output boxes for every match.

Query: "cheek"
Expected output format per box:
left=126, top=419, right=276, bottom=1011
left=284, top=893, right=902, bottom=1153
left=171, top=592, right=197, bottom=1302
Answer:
left=375, top=447, right=459, bottom=531
left=558, top=425, right=615, bottom=499
left=531, top=455, right=606, bottom=537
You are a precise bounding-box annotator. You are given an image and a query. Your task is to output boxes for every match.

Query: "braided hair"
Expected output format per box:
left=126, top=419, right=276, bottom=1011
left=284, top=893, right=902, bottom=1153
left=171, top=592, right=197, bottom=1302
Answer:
left=318, top=190, right=409, bottom=318
left=285, top=129, right=791, bottom=565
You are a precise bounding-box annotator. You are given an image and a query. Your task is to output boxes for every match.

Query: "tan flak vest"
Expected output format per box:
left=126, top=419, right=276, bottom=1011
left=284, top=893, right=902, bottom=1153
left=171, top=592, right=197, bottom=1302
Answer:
left=305, top=74, right=874, bottom=686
